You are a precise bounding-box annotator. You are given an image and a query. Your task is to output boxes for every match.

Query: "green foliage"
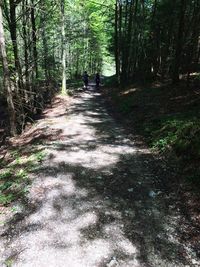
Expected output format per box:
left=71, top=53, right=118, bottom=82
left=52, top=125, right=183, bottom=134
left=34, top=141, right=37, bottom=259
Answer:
left=34, top=151, right=46, bottom=163
left=144, top=112, right=200, bottom=187
left=0, top=170, right=12, bottom=180
left=105, top=81, right=200, bottom=186
left=144, top=118, right=200, bottom=184
left=0, top=181, right=13, bottom=191
left=4, top=259, right=13, bottom=267
left=60, top=0, right=113, bottom=78
left=103, top=75, right=117, bottom=87
left=146, top=119, right=200, bottom=159
left=0, top=193, right=15, bottom=205
left=0, top=149, right=46, bottom=206
left=1, top=0, right=115, bottom=136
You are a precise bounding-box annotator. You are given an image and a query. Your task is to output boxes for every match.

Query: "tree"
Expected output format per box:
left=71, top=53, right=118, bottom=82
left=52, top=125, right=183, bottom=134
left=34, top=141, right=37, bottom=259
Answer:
left=172, top=0, right=187, bottom=84
left=113, top=0, right=200, bottom=85
left=0, top=1, right=16, bottom=135
left=61, top=0, right=67, bottom=94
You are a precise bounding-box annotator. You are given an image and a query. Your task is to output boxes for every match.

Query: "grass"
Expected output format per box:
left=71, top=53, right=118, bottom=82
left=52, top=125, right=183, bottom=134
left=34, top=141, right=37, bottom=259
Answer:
left=0, top=149, right=46, bottom=205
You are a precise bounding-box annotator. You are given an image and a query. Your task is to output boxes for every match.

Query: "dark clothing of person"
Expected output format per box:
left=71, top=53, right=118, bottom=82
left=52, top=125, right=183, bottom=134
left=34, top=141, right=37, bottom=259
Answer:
left=95, top=73, right=100, bottom=87
left=83, top=73, right=89, bottom=86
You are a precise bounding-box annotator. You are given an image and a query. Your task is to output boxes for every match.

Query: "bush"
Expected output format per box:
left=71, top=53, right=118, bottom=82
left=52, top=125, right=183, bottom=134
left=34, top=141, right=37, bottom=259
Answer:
left=146, top=119, right=200, bottom=158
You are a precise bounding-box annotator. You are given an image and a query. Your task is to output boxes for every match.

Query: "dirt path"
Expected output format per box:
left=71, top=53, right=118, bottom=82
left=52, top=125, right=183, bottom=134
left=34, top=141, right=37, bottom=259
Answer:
left=0, top=87, right=199, bottom=267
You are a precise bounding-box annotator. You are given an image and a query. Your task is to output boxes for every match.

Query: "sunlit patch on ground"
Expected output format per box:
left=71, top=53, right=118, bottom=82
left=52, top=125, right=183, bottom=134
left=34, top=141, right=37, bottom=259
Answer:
left=120, top=88, right=140, bottom=96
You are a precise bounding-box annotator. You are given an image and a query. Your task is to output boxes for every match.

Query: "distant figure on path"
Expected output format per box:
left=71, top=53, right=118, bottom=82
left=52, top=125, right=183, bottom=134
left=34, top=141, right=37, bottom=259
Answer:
left=95, top=72, right=100, bottom=89
left=83, top=71, right=89, bottom=89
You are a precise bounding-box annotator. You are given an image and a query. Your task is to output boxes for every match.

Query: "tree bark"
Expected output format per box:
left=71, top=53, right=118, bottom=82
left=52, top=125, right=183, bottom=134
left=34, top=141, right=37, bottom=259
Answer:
left=172, top=0, right=186, bottom=84
left=31, top=0, right=38, bottom=79
left=9, top=0, right=23, bottom=88
left=115, top=1, right=120, bottom=84
left=0, top=2, right=16, bottom=135
left=61, top=0, right=67, bottom=94
left=22, top=0, right=29, bottom=88
left=41, top=2, right=49, bottom=82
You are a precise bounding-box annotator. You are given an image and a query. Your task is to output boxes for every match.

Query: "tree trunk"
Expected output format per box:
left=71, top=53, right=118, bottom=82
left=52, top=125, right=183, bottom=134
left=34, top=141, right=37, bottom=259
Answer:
left=9, top=0, right=23, bottom=89
left=0, top=2, right=16, bottom=135
left=115, top=1, right=120, bottom=84
left=121, top=0, right=134, bottom=83
left=61, top=0, right=67, bottom=94
left=41, top=2, right=49, bottom=83
left=31, top=0, right=38, bottom=80
left=22, top=0, right=29, bottom=90
left=172, top=0, right=186, bottom=84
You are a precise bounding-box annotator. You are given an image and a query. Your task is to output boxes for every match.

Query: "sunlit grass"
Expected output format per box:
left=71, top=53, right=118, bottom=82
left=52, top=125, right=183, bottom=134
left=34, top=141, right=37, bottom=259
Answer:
left=0, top=150, right=46, bottom=205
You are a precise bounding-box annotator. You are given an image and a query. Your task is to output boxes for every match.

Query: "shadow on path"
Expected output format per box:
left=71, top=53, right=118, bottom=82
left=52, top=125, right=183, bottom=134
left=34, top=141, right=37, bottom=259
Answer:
left=0, top=88, right=197, bottom=267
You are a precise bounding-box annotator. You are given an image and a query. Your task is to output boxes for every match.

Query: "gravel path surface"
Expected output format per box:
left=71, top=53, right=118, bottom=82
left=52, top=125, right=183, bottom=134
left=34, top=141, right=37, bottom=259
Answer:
left=0, top=88, right=199, bottom=267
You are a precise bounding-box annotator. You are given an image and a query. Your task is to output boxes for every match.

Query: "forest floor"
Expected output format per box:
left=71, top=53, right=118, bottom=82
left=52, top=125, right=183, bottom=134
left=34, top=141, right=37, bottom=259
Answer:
left=0, top=85, right=200, bottom=266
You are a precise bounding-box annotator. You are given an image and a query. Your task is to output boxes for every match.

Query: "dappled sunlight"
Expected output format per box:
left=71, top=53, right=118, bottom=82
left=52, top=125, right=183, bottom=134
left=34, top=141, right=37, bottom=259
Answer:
left=46, top=143, right=137, bottom=169
left=42, top=95, right=70, bottom=119
left=43, top=91, right=142, bottom=170
left=120, top=87, right=140, bottom=96
left=103, top=223, right=138, bottom=256
left=3, top=168, right=142, bottom=266
left=0, top=89, right=193, bottom=267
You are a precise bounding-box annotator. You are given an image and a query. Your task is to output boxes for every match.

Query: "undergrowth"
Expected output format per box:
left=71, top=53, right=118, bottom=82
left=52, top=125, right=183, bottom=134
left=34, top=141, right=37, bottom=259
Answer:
left=0, top=149, right=46, bottom=205
left=145, top=119, right=200, bottom=185
left=104, top=79, right=200, bottom=186
left=144, top=119, right=200, bottom=155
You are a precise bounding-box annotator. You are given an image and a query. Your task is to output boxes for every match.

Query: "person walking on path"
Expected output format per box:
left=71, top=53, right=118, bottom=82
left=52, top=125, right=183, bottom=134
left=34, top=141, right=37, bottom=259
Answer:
left=95, top=72, right=100, bottom=89
left=83, top=71, right=89, bottom=89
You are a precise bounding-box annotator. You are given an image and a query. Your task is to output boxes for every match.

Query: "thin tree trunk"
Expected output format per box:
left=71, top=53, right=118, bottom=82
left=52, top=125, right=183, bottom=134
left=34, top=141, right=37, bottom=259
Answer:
left=31, top=0, right=38, bottom=79
left=9, top=0, right=23, bottom=89
left=172, top=0, right=186, bottom=84
left=121, top=0, right=134, bottom=83
left=128, top=0, right=139, bottom=79
left=61, top=0, right=67, bottom=94
left=115, top=1, right=120, bottom=84
left=22, top=0, right=29, bottom=90
left=41, top=3, right=49, bottom=83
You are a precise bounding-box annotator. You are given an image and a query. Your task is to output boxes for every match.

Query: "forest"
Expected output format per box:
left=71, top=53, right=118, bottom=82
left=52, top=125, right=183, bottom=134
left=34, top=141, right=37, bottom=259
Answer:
left=0, top=0, right=200, bottom=266
left=0, top=0, right=199, bottom=135
left=0, top=0, right=111, bottom=136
